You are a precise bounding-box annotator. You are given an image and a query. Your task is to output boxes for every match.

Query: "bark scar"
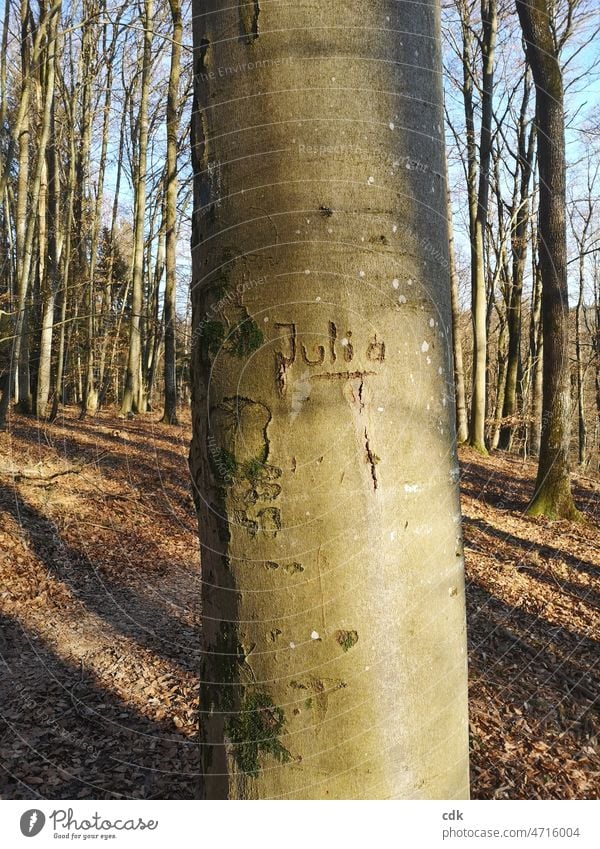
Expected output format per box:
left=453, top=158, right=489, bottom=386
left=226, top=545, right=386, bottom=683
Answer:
left=197, top=37, right=210, bottom=75
left=364, top=428, right=379, bottom=490
left=358, top=379, right=365, bottom=413
left=313, top=370, right=377, bottom=381
left=239, top=0, right=260, bottom=43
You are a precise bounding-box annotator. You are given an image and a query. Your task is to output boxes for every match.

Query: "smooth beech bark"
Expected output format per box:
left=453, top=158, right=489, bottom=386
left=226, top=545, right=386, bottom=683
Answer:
left=190, top=0, right=470, bottom=799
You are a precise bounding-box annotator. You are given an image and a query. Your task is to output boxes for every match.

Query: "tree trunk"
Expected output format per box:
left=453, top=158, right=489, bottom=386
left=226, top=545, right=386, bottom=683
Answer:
left=575, top=254, right=587, bottom=466
left=447, top=188, right=468, bottom=443
left=498, top=75, right=535, bottom=451
left=515, top=0, right=578, bottom=519
left=161, top=0, right=182, bottom=424
left=49, top=105, right=75, bottom=422
left=467, top=0, right=496, bottom=453
left=120, top=0, right=153, bottom=416
left=98, top=94, right=127, bottom=403
left=36, top=151, right=54, bottom=418
left=525, top=251, right=543, bottom=458
left=13, top=0, right=60, bottom=415
left=144, top=198, right=166, bottom=410
left=13, top=0, right=31, bottom=410
left=35, top=22, right=61, bottom=418
left=491, top=307, right=508, bottom=450
left=191, top=0, right=469, bottom=799
left=77, top=7, right=96, bottom=418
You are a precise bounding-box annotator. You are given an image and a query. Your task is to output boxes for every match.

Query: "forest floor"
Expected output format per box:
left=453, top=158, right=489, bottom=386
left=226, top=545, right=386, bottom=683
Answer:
left=0, top=408, right=598, bottom=799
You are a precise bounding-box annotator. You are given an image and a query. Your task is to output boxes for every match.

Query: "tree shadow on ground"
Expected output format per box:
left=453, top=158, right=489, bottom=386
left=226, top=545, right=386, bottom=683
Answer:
left=460, top=452, right=599, bottom=517
left=466, top=580, right=599, bottom=798
left=0, top=611, right=201, bottom=799
left=0, top=486, right=201, bottom=675
left=463, top=515, right=600, bottom=579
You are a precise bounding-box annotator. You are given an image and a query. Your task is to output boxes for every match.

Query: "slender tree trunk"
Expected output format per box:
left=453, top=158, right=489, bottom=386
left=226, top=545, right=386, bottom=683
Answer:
left=499, top=75, right=535, bottom=451
left=77, top=6, right=97, bottom=418
left=491, top=308, right=508, bottom=450
left=161, top=0, right=182, bottom=424
left=36, top=25, right=61, bottom=418
left=121, top=0, right=153, bottom=416
left=98, top=96, right=127, bottom=402
left=531, top=318, right=543, bottom=457
left=594, top=269, right=600, bottom=456
left=0, top=0, right=9, bottom=132
left=516, top=0, right=578, bottom=518
left=591, top=264, right=600, bottom=452
left=144, top=201, right=166, bottom=409
left=467, top=0, right=497, bottom=453
left=36, top=155, right=54, bottom=418
left=489, top=156, right=511, bottom=451
left=49, top=110, right=75, bottom=422
left=525, top=250, right=543, bottom=457
left=447, top=189, right=468, bottom=443
left=575, top=255, right=587, bottom=466
left=0, top=0, right=61, bottom=197
left=13, top=0, right=60, bottom=414
left=13, top=0, right=31, bottom=409
left=191, top=0, right=469, bottom=799
left=102, top=279, right=131, bottom=408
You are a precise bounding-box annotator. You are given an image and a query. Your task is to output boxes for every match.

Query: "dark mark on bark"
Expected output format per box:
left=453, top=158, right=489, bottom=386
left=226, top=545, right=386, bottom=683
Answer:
left=364, top=429, right=379, bottom=490
left=239, top=0, right=260, bottom=43
left=301, top=343, right=326, bottom=365
left=313, top=370, right=377, bottom=381
left=197, top=38, right=210, bottom=75
left=358, top=380, right=365, bottom=413
left=328, top=321, right=337, bottom=363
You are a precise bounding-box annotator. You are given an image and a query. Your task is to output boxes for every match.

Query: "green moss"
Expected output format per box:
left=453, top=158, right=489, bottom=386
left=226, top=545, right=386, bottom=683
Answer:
left=200, top=320, right=226, bottom=359
left=208, top=280, right=229, bottom=301
left=335, top=629, right=359, bottom=652
left=242, top=456, right=264, bottom=484
left=467, top=439, right=488, bottom=456
left=226, top=691, right=291, bottom=776
left=304, top=698, right=313, bottom=710
left=229, top=317, right=264, bottom=358
left=208, top=446, right=238, bottom=484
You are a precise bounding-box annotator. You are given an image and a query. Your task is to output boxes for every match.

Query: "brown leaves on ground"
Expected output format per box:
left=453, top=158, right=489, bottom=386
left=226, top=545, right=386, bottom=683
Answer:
left=0, top=410, right=598, bottom=798
left=0, top=408, right=201, bottom=799
left=460, top=447, right=600, bottom=799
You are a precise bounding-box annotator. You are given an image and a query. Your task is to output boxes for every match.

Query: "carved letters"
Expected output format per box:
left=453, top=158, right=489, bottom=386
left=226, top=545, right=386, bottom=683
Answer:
left=274, top=321, right=385, bottom=390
